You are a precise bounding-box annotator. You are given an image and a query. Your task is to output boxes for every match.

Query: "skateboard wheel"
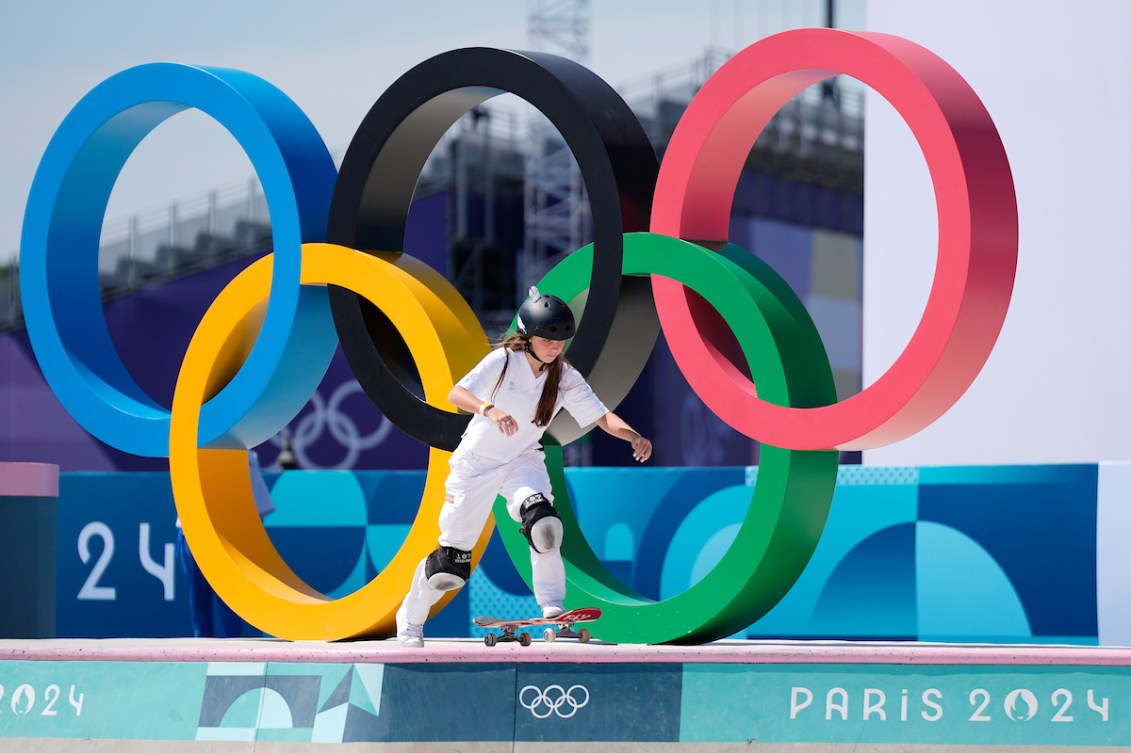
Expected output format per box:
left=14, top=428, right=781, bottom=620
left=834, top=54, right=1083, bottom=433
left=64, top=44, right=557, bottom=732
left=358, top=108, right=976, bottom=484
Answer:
left=484, top=633, right=497, bottom=647
left=544, top=628, right=557, bottom=643
left=578, top=628, right=591, bottom=643
left=519, top=632, right=533, bottom=647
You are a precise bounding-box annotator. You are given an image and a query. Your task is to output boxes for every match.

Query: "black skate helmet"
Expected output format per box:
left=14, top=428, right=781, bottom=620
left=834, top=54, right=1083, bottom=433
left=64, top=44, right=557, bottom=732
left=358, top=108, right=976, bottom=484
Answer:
left=516, top=286, right=575, bottom=341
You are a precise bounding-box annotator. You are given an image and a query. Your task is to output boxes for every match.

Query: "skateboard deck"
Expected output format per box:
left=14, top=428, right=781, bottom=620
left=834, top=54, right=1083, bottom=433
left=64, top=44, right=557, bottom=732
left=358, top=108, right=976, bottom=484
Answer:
left=473, top=607, right=601, bottom=646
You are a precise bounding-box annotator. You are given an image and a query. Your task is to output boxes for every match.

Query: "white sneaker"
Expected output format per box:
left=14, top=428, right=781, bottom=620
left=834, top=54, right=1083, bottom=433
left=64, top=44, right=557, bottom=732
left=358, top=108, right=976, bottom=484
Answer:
left=396, top=607, right=424, bottom=648
left=398, top=622, right=424, bottom=648
left=542, top=603, right=565, bottom=619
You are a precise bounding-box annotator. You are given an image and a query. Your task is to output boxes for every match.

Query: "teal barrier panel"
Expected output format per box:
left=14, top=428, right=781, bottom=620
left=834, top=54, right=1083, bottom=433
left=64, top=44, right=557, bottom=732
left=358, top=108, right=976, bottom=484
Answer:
left=0, top=462, right=58, bottom=637
left=1, top=658, right=1128, bottom=747
left=51, top=464, right=1117, bottom=643
left=683, top=663, right=1127, bottom=746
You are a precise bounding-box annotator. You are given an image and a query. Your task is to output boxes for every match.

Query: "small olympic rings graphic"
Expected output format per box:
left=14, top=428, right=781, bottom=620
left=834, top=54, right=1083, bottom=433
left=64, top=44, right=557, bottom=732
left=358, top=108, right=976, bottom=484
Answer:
left=519, top=684, right=590, bottom=719
left=20, top=29, right=1017, bottom=643
left=284, top=382, right=395, bottom=469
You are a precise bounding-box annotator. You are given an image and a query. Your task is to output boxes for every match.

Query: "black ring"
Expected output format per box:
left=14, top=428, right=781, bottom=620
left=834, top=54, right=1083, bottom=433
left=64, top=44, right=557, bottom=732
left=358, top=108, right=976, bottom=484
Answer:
left=328, top=47, right=659, bottom=450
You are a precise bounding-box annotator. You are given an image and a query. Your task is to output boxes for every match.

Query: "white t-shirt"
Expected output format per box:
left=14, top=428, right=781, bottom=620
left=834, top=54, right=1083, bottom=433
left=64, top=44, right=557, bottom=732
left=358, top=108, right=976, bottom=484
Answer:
left=455, top=348, right=608, bottom=463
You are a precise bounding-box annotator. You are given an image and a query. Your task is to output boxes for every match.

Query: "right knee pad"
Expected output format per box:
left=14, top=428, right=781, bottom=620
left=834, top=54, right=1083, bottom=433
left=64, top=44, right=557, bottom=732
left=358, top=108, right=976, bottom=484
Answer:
left=519, top=494, right=563, bottom=553
left=424, top=546, right=471, bottom=591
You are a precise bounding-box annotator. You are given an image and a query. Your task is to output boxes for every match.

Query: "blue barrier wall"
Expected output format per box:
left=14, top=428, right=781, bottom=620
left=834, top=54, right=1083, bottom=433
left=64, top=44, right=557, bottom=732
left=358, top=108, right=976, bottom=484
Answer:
left=55, top=463, right=1123, bottom=643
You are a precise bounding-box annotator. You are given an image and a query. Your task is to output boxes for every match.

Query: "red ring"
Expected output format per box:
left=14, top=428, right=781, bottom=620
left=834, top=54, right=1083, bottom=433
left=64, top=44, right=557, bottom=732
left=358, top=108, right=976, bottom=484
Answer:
left=650, top=28, right=1017, bottom=450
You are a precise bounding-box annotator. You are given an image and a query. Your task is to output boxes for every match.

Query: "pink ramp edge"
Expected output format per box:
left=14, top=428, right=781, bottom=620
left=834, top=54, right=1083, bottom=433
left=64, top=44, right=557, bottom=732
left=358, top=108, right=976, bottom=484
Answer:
left=650, top=29, right=1018, bottom=451
left=0, top=462, right=59, bottom=497
left=3, top=639, right=1131, bottom=667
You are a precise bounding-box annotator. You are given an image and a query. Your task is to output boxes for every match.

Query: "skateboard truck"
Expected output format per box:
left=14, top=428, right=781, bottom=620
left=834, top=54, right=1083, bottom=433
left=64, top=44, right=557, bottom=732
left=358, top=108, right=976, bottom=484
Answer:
left=542, top=624, right=591, bottom=643
left=483, top=625, right=533, bottom=647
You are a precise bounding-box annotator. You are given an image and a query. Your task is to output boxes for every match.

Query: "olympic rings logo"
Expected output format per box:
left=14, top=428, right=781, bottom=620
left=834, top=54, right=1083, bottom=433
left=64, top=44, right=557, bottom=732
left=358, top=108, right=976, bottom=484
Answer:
left=20, top=29, right=1016, bottom=643
left=281, top=381, right=395, bottom=470
left=519, top=684, right=590, bottom=719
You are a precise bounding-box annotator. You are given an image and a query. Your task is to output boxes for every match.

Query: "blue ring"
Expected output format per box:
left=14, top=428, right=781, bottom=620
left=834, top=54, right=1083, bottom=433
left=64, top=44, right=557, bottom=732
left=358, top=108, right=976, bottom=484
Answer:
left=20, top=63, right=337, bottom=456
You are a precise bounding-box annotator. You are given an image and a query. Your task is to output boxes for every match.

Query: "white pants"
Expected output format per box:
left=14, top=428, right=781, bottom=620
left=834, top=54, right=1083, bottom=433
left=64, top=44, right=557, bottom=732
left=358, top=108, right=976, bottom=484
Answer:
left=398, top=447, right=565, bottom=627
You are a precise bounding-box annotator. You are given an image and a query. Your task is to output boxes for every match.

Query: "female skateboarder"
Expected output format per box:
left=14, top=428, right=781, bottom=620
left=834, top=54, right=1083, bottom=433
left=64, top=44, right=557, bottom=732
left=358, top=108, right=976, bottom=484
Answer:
left=396, top=287, right=652, bottom=647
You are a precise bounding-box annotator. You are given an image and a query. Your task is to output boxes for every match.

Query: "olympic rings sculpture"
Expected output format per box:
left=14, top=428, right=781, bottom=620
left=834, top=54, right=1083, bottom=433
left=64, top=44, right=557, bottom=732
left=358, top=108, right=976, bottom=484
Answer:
left=20, top=29, right=1017, bottom=643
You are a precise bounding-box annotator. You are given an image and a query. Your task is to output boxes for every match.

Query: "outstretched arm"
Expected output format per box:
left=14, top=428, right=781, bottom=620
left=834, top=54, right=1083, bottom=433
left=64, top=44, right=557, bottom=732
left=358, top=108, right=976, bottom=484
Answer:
left=595, top=411, right=653, bottom=462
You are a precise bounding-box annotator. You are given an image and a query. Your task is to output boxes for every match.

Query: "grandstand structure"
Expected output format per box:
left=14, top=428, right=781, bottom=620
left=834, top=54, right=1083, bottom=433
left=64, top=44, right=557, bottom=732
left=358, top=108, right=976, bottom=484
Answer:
left=0, top=53, right=863, bottom=334
left=0, top=17, right=866, bottom=469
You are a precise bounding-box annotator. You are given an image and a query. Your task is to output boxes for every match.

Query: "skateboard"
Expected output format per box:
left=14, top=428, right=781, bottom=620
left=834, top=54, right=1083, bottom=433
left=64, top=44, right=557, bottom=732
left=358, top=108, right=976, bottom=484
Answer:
left=473, top=607, right=602, bottom=646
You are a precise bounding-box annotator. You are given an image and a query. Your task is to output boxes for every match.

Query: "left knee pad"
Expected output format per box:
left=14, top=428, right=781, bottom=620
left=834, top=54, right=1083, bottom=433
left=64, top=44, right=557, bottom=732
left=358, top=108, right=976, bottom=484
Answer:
left=519, top=494, right=563, bottom=553
left=424, top=546, right=471, bottom=591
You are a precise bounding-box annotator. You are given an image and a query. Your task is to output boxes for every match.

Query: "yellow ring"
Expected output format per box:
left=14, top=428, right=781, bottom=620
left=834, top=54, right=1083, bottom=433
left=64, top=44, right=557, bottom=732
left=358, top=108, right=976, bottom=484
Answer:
left=170, top=243, right=490, bottom=640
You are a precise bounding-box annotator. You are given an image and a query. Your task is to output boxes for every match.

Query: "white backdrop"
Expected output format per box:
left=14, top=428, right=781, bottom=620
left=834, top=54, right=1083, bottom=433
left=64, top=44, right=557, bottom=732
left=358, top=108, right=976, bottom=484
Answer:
left=861, top=1, right=1131, bottom=465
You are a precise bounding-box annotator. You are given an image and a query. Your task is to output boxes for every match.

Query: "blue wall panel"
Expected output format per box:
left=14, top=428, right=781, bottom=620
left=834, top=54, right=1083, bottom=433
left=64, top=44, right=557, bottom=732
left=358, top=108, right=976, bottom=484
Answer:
left=52, top=464, right=1114, bottom=643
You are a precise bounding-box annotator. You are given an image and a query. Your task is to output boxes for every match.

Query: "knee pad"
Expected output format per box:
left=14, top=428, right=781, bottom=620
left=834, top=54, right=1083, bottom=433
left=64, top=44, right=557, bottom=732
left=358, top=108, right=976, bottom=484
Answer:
left=424, top=546, right=471, bottom=591
left=519, top=494, right=563, bottom=553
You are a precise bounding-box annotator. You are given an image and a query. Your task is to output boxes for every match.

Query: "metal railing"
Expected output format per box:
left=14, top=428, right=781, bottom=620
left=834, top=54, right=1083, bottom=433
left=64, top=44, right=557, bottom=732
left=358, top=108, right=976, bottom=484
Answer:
left=97, top=178, right=272, bottom=294
left=616, top=46, right=735, bottom=143
left=619, top=46, right=865, bottom=184
left=1, top=177, right=275, bottom=333
left=0, top=50, right=864, bottom=334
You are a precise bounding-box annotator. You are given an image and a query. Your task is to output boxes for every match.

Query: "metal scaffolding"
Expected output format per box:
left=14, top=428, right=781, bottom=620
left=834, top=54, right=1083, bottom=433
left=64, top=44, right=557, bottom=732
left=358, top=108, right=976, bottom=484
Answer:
left=522, top=0, right=592, bottom=296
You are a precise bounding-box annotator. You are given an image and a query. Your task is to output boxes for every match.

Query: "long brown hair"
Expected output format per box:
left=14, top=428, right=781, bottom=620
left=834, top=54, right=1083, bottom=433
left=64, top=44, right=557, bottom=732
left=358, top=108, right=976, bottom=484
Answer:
left=492, top=333, right=565, bottom=427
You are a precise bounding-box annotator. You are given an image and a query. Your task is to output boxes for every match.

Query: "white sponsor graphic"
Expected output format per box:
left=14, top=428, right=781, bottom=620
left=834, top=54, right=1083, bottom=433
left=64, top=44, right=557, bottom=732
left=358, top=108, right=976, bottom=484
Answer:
left=0, top=684, right=85, bottom=718
left=519, top=684, right=589, bottom=719
left=77, top=521, right=176, bottom=602
left=789, top=686, right=1110, bottom=724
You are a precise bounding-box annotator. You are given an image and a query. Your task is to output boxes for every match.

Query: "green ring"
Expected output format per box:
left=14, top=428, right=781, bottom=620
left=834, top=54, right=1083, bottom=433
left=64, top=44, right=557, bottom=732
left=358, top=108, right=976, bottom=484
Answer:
left=493, top=231, right=838, bottom=644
